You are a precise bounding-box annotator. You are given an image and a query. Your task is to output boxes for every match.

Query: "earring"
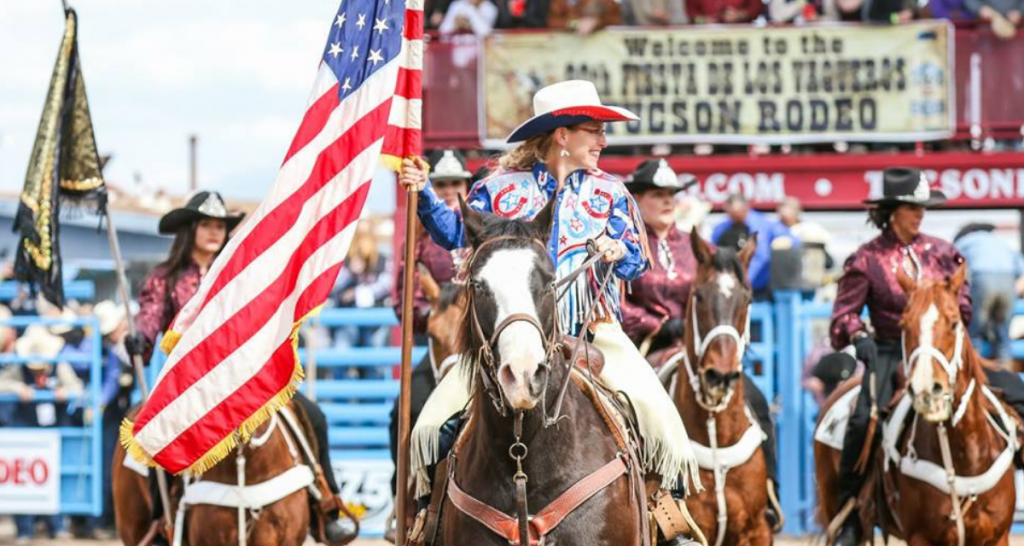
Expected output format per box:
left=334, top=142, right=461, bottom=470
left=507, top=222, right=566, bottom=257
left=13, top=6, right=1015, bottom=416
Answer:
left=560, top=148, right=570, bottom=158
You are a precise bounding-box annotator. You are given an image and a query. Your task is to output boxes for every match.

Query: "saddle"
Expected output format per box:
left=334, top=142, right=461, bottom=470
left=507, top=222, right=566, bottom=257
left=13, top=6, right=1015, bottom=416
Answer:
left=408, top=367, right=686, bottom=546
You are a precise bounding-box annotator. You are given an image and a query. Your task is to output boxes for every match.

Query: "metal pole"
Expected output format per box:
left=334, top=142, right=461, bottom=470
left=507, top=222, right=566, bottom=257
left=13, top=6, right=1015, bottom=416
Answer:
left=395, top=181, right=419, bottom=545
left=189, top=135, right=198, bottom=193
left=103, top=206, right=174, bottom=528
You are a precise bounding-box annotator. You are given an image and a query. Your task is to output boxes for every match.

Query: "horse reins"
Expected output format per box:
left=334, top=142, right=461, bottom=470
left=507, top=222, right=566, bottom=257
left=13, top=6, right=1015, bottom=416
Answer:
left=459, top=235, right=625, bottom=546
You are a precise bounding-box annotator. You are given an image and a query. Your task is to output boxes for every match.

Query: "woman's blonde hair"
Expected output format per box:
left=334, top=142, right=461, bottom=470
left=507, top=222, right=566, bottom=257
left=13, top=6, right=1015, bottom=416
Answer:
left=348, top=225, right=379, bottom=271
left=498, top=131, right=557, bottom=171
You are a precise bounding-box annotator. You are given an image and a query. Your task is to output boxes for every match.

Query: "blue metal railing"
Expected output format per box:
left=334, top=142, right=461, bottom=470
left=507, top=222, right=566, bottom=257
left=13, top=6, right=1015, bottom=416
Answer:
left=0, top=313, right=104, bottom=516
left=0, top=281, right=95, bottom=302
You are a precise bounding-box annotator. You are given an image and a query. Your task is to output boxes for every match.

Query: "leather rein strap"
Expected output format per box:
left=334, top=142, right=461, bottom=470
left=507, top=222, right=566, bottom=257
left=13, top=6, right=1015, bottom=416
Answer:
left=447, top=454, right=629, bottom=546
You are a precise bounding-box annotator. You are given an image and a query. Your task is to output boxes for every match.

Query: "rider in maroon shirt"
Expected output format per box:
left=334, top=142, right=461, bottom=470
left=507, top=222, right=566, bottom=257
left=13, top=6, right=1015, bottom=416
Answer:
left=620, top=158, right=784, bottom=532
left=830, top=168, right=1024, bottom=546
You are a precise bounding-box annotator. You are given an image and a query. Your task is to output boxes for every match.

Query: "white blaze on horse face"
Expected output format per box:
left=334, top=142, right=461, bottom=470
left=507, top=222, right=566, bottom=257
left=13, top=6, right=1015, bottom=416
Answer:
left=478, top=248, right=546, bottom=410
left=717, top=273, right=736, bottom=299
left=911, top=303, right=940, bottom=396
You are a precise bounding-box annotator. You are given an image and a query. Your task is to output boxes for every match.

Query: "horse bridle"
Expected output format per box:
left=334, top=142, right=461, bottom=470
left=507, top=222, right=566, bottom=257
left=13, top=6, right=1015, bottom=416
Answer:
left=461, top=233, right=620, bottom=545
left=464, top=235, right=614, bottom=424
left=681, top=298, right=751, bottom=413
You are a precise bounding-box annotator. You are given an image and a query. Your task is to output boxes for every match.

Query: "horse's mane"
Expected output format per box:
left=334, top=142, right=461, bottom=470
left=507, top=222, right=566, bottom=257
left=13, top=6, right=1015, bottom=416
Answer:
left=707, top=246, right=751, bottom=290
left=437, top=282, right=464, bottom=313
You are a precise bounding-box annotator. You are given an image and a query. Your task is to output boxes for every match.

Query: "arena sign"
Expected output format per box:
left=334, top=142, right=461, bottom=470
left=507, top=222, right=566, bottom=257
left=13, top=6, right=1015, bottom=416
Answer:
left=590, top=152, right=1024, bottom=210
left=481, top=22, right=954, bottom=146
left=0, top=430, right=61, bottom=515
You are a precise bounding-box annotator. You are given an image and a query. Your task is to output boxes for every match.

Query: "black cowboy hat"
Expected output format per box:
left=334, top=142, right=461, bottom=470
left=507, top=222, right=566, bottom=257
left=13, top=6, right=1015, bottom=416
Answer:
left=863, top=167, right=946, bottom=207
left=427, top=149, right=472, bottom=181
left=158, top=191, right=246, bottom=235
left=625, top=159, right=697, bottom=195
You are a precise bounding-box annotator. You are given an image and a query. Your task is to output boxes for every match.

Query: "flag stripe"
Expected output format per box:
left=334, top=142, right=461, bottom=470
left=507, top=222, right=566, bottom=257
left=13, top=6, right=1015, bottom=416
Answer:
left=387, top=96, right=423, bottom=129
left=135, top=186, right=371, bottom=448
left=395, top=68, right=422, bottom=100
left=283, top=82, right=340, bottom=165
left=404, top=10, right=424, bottom=40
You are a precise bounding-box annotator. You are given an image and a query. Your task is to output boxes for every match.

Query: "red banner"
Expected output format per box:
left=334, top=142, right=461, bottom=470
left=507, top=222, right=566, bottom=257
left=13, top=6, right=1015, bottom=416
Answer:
left=469, top=152, right=1024, bottom=210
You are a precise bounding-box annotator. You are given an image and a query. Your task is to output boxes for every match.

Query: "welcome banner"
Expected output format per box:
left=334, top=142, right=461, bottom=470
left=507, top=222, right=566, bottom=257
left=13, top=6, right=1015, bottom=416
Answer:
left=481, top=22, right=954, bottom=146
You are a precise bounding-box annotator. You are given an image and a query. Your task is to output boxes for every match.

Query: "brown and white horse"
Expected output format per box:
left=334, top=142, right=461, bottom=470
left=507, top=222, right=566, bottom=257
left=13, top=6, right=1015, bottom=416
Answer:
left=432, top=200, right=648, bottom=546
left=113, top=401, right=324, bottom=546
left=815, top=265, right=1017, bottom=546
left=652, top=231, right=771, bottom=546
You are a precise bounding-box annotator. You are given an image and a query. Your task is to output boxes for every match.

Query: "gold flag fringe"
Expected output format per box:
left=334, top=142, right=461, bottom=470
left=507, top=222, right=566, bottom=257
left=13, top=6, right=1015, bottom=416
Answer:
left=120, top=305, right=323, bottom=475
left=159, top=329, right=182, bottom=355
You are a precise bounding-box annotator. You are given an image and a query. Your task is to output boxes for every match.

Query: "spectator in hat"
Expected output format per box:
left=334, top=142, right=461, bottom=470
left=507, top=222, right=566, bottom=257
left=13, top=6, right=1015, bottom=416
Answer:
left=0, top=325, right=80, bottom=543
left=712, top=193, right=798, bottom=300
left=440, top=0, right=500, bottom=35
left=954, top=223, right=1024, bottom=368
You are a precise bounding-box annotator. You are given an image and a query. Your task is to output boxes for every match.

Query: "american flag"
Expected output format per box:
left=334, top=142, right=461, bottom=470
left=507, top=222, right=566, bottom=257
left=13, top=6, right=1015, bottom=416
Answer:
left=122, top=0, right=423, bottom=475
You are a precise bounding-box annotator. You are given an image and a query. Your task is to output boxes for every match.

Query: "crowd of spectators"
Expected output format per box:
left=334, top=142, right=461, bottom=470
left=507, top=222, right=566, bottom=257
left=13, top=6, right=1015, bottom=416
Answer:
left=425, top=0, right=1024, bottom=37
left=0, top=288, right=133, bottom=543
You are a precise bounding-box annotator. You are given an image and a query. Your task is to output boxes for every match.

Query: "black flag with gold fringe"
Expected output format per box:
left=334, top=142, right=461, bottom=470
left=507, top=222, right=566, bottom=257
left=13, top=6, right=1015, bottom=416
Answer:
left=14, top=8, right=107, bottom=308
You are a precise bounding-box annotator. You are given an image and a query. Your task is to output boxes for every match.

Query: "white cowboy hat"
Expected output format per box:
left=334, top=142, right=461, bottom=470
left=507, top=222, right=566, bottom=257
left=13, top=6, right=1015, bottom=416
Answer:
left=93, top=300, right=127, bottom=337
left=16, top=325, right=66, bottom=370
left=505, top=80, right=639, bottom=144
left=48, top=308, right=78, bottom=336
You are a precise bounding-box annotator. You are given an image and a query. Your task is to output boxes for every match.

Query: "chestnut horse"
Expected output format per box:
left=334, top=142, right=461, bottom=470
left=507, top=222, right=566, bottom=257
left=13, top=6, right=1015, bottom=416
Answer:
left=815, top=265, right=1017, bottom=546
left=113, top=401, right=319, bottom=546
left=652, top=231, right=771, bottom=546
left=433, top=201, right=647, bottom=546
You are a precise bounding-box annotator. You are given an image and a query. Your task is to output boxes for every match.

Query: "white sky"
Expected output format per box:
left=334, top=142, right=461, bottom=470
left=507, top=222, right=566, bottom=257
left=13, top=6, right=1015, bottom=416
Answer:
left=0, top=0, right=395, bottom=212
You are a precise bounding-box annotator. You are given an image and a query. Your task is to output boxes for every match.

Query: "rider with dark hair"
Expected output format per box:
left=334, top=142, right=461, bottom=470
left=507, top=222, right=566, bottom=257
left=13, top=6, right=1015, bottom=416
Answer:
left=830, top=168, right=1024, bottom=546
left=619, top=158, right=784, bottom=532
left=132, top=191, right=355, bottom=546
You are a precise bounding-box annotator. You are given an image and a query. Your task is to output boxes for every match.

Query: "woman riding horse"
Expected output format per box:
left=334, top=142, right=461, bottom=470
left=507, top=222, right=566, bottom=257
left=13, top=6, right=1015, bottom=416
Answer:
left=830, top=167, right=1024, bottom=546
left=401, top=80, right=701, bottom=545
left=619, top=158, right=783, bottom=531
left=132, top=191, right=356, bottom=546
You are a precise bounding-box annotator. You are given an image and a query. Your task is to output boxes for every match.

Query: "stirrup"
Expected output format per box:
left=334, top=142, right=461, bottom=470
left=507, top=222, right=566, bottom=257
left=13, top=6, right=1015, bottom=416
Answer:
left=651, top=490, right=708, bottom=546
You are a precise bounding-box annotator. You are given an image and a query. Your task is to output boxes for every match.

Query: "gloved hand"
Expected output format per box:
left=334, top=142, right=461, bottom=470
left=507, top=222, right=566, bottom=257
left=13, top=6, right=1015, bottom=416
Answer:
left=124, top=332, right=145, bottom=361
left=657, top=318, right=685, bottom=344
left=853, top=334, right=878, bottom=369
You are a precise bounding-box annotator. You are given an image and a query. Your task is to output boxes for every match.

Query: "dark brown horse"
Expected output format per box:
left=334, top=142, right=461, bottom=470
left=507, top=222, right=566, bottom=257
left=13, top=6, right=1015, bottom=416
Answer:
left=655, top=232, right=770, bottom=546
left=434, top=200, right=647, bottom=546
left=113, top=402, right=319, bottom=546
left=815, top=264, right=1017, bottom=546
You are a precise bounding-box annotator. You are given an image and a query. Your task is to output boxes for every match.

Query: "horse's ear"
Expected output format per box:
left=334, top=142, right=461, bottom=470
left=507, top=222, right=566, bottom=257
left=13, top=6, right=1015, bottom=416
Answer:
left=737, top=232, right=758, bottom=272
left=529, top=196, right=556, bottom=241
left=418, top=264, right=441, bottom=307
left=459, top=194, right=486, bottom=248
left=690, top=228, right=713, bottom=266
left=948, top=260, right=967, bottom=296
left=896, top=265, right=917, bottom=295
